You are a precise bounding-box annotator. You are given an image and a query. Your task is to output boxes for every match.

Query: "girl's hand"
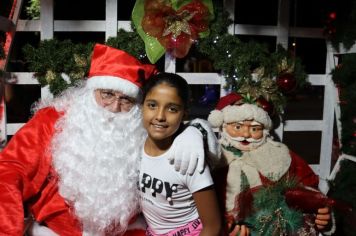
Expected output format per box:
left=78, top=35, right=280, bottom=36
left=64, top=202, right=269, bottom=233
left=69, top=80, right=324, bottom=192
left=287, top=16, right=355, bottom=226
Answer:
left=229, top=224, right=250, bottom=236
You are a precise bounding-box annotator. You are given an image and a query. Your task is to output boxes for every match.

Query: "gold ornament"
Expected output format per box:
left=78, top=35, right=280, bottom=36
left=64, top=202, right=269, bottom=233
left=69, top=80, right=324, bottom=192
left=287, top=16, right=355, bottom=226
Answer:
left=45, top=70, right=56, bottom=83
left=277, top=57, right=294, bottom=74
left=163, top=10, right=195, bottom=38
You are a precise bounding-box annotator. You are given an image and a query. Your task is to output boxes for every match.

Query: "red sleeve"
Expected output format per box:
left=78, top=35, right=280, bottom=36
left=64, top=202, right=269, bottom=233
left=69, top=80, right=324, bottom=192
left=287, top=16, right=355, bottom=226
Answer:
left=124, top=230, right=146, bottom=236
left=288, top=150, right=319, bottom=189
left=0, top=107, right=61, bottom=235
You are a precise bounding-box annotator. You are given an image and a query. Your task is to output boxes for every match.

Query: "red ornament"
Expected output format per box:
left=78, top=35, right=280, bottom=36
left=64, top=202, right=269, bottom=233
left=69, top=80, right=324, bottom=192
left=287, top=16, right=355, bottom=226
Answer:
left=276, top=73, right=297, bottom=93
left=142, top=0, right=210, bottom=58
left=329, top=12, right=337, bottom=20
left=256, top=97, right=274, bottom=116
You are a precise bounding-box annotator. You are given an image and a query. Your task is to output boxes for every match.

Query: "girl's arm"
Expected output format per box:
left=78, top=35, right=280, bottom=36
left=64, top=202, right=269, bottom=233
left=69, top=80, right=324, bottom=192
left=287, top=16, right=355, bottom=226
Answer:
left=193, top=186, right=222, bottom=236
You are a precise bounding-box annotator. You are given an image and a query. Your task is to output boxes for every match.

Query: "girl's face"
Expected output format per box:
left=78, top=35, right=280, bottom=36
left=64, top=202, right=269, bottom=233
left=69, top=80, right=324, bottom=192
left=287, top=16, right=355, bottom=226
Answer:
left=142, top=83, right=186, bottom=143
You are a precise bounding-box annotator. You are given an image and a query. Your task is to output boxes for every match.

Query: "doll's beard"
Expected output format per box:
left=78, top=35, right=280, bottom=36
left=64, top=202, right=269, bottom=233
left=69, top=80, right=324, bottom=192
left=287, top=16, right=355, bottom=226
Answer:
left=221, top=130, right=268, bottom=152
left=50, top=86, right=146, bottom=234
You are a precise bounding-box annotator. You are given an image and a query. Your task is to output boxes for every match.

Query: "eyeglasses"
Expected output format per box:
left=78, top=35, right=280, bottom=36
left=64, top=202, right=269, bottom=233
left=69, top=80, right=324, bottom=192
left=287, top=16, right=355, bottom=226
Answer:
left=97, top=89, right=136, bottom=107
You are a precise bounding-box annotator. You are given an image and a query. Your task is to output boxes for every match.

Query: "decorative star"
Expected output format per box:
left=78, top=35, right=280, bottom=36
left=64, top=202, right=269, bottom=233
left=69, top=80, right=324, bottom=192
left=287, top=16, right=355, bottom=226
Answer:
left=162, top=10, right=196, bottom=38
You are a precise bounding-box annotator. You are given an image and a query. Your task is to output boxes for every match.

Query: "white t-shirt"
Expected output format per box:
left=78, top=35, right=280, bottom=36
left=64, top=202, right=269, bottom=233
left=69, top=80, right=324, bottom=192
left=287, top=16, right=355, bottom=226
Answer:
left=139, top=148, right=213, bottom=234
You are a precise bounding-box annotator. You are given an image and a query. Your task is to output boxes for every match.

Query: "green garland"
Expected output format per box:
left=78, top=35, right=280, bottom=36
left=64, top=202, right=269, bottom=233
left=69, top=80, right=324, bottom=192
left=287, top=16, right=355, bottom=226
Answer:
left=331, top=54, right=356, bottom=156
left=246, top=178, right=303, bottom=236
left=23, top=40, right=94, bottom=95
left=22, top=5, right=308, bottom=116
left=25, top=0, right=40, bottom=20
left=326, top=0, right=356, bottom=51
left=197, top=7, right=307, bottom=114
left=327, top=159, right=356, bottom=236
left=106, top=27, right=146, bottom=60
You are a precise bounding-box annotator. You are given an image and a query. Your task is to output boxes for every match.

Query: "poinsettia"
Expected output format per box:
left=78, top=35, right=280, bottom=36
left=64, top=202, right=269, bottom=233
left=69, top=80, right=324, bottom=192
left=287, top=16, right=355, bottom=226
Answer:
left=132, top=0, right=213, bottom=63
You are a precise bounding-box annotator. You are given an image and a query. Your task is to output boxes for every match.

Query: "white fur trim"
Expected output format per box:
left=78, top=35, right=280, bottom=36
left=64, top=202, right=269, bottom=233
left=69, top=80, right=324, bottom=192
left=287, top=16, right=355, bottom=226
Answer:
left=321, top=211, right=336, bottom=235
left=207, top=110, right=224, bottom=128
left=86, top=76, right=140, bottom=99
left=29, top=222, right=59, bottom=236
left=222, top=104, right=272, bottom=129
left=223, top=138, right=291, bottom=211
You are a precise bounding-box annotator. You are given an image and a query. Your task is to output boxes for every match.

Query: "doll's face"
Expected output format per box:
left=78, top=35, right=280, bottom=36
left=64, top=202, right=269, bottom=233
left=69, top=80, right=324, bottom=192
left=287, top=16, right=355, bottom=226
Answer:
left=223, top=120, right=266, bottom=151
left=225, top=120, right=264, bottom=139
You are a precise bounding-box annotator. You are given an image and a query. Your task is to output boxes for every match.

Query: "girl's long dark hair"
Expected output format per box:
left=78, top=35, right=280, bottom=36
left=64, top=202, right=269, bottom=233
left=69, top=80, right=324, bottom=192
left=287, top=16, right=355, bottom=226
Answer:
left=142, top=72, right=191, bottom=135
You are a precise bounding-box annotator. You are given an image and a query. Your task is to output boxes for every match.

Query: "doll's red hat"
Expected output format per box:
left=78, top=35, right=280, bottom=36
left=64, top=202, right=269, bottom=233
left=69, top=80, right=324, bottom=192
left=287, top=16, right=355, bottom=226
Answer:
left=215, top=92, right=243, bottom=110
left=87, top=44, right=157, bottom=99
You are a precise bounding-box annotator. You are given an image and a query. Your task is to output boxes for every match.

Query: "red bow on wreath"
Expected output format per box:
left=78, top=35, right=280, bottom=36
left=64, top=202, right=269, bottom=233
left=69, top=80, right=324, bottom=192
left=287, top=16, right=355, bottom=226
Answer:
left=132, top=0, right=213, bottom=63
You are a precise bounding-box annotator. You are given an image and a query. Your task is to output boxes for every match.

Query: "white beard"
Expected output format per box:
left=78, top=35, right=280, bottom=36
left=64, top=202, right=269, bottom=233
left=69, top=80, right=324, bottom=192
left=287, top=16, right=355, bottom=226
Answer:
left=49, top=85, right=146, bottom=235
left=220, top=128, right=269, bottom=152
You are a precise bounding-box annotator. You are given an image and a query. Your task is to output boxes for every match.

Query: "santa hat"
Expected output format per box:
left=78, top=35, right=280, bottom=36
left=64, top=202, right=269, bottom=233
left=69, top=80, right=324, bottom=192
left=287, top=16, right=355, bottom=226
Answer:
left=208, top=93, right=272, bottom=130
left=87, top=44, right=157, bottom=99
left=215, top=92, right=243, bottom=110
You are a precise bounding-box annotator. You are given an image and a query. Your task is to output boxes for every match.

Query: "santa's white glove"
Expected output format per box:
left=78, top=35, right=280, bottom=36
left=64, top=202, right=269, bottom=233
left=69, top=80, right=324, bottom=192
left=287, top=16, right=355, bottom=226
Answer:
left=28, top=222, right=59, bottom=236
left=168, top=118, right=219, bottom=175
left=168, top=125, right=204, bottom=175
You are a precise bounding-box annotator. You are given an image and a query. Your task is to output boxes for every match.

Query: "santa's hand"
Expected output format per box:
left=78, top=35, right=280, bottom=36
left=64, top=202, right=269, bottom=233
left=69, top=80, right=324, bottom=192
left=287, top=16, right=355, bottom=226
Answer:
left=168, top=126, right=205, bottom=175
left=190, top=118, right=220, bottom=157
left=229, top=224, right=250, bottom=236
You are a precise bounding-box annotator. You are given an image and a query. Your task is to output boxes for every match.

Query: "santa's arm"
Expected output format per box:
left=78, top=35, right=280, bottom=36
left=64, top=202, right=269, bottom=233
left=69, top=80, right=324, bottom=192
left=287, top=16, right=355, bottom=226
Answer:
left=168, top=118, right=220, bottom=175
left=0, top=108, right=59, bottom=235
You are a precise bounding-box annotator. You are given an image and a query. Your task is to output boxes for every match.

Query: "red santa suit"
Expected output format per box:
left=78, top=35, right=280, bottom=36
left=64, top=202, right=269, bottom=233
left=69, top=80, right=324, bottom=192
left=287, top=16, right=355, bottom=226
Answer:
left=0, top=107, right=145, bottom=236
left=0, top=44, right=159, bottom=236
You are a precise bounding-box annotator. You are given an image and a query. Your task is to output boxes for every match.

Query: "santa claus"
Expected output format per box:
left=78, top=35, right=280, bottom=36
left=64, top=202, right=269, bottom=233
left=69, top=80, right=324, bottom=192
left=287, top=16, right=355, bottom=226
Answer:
left=208, top=92, right=335, bottom=236
left=0, top=44, right=212, bottom=236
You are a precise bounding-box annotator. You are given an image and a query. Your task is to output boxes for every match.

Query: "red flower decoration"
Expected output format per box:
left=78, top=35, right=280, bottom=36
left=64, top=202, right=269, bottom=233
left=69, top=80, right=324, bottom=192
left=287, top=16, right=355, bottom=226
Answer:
left=142, top=0, right=210, bottom=58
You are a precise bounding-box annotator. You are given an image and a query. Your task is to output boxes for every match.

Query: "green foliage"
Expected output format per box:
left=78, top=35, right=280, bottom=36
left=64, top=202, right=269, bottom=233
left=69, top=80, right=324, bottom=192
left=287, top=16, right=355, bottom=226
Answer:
left=23, top=39, right=94, bottom=96
left=22, top=28, right=147, bottom=96
left=246, top=178, right=303, bottom=236
left=22, top=3, right=308, bottom=112
left=331, top=54, right=356, bottom=156
left=196, top=8, right=307, bottom=114
left=26, top=0, right=40, bottom=19
left=328, top=0, right=356, bottom=51
left=328, top=159, right=356, bottom=236
left=106, top=28, right=146, bottom=60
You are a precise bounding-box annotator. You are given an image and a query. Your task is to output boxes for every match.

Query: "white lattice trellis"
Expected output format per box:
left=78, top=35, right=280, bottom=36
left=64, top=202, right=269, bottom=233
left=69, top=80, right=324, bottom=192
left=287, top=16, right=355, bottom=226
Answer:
left=1, top=0, right=353, bottom=194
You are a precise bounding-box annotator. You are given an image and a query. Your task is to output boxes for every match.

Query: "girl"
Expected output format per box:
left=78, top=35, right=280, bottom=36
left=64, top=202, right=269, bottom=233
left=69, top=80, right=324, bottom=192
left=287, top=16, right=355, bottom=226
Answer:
left=139, top=72, right=221, bottom=236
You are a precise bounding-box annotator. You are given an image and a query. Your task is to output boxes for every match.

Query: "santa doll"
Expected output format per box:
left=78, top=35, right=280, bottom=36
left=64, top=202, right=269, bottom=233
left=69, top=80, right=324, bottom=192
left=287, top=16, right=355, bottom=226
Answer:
left=208, top=92, right=335, bottom=236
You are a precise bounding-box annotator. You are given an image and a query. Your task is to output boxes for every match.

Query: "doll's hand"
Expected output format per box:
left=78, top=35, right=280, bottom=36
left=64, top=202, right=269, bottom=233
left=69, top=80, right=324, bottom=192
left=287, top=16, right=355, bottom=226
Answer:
left=168, top=126, right=205, bottom=175
left=315, top=207, right=331, bottom=230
